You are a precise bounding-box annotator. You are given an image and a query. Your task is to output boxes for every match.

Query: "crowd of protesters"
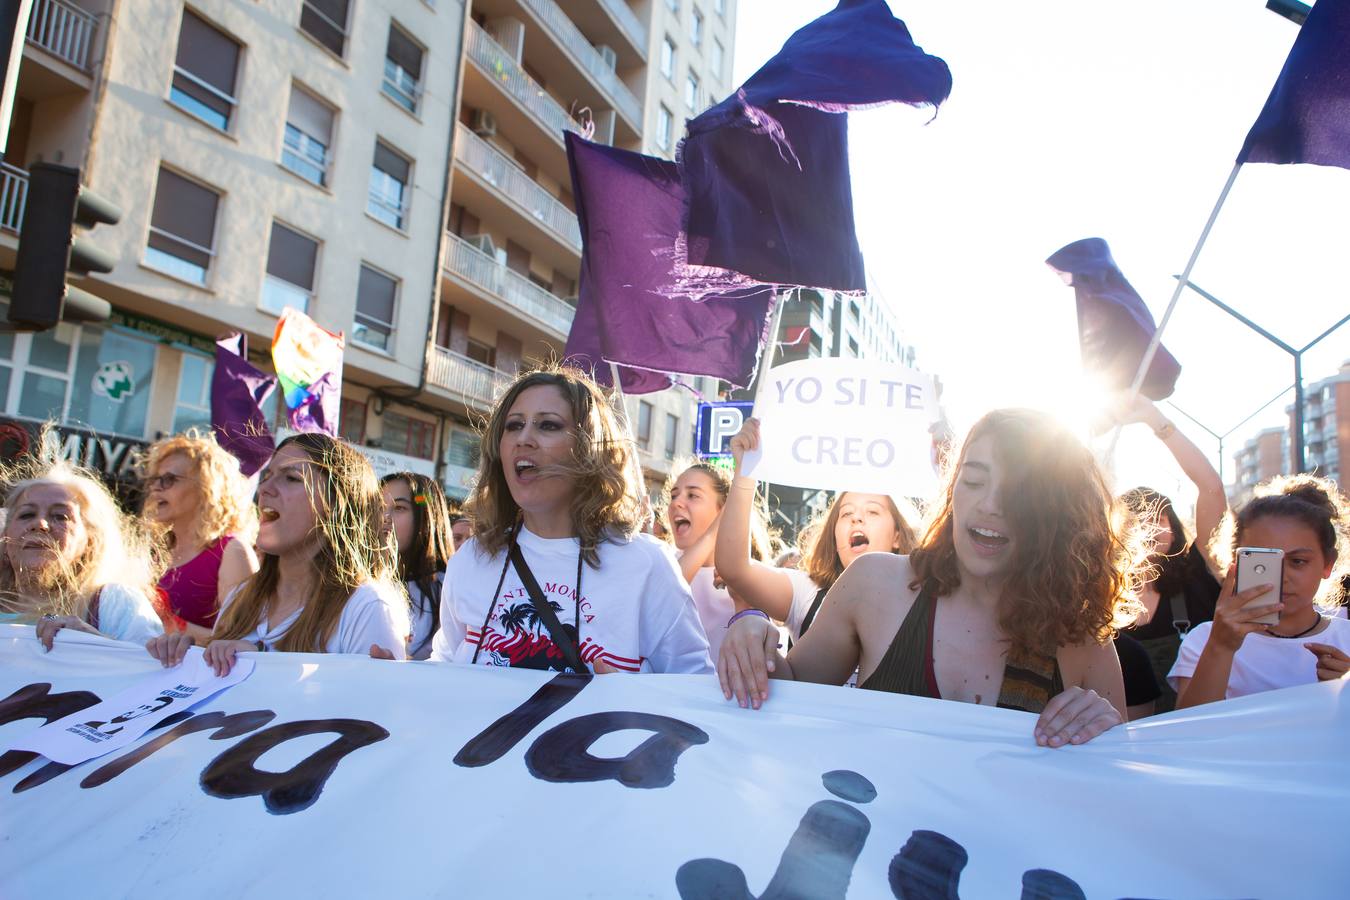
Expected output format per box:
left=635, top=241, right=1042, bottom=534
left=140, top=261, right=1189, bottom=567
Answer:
left=2, top=364, right=1347, bottom=748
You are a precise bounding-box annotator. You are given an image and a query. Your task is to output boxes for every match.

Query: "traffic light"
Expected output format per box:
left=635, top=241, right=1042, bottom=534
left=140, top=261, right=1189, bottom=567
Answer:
left=7, top=163, right=121, bottom=331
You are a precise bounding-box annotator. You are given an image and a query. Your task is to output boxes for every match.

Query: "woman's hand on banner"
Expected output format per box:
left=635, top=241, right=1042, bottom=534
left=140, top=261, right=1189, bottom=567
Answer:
left=1034, top=686, right=1122, bottom=748
left=146, top=632, right=194, bottom=667
left=369, top=644, right=398, bottom=660
left=203, top=639, right=256, bottom=677
left=718, top=614, right=779, bottom=709
left=35, top=615, right=97, bottom=651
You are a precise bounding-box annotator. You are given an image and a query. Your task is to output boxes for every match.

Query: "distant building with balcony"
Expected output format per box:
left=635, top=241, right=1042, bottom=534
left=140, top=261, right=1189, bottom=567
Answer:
left=1, top=0, right=739, bottom=505
left=1232, top=426, right=1288, bottom=507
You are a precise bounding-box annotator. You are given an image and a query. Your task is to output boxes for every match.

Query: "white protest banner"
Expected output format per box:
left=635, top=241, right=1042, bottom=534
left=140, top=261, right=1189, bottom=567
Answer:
left=0, top=624, right=1345, bottom=899
left=7, top=648, right=253, bottom=765
left=743, top=357, right=939, bottom=497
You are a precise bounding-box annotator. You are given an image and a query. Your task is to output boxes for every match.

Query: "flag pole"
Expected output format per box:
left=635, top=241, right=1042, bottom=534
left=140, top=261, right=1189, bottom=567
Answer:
left=1105, top=162, right=1242, bottom=461
left=751, top=289, right=789, bottom=417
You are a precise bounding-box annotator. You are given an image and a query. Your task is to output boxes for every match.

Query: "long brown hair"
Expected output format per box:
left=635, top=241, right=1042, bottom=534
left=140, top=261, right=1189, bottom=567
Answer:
left=909, top=409, right=1143, bottom=652
left=381, top=472, right=454, bottom=628
left=468, top=366, right=642, bottom=567
left=804, top=492, right=918, bottom=592
left=214, top=433, right=402, bottom=651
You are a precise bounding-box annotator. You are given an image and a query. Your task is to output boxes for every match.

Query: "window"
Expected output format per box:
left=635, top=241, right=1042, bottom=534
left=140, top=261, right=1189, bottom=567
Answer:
left=465, top=339, right=495, bottom=368
left=262, top=222, right=319, bottom=315
left=665, top=0, right=680, bottom=11
left=661, top=36, right=676, bottom=81
left=340, top=396, right=366, bottom=444
left=300, top=0, right=350, bottom=57
left=447, top=430, right=481, bottom=468
left=849, top=299, right=861, bottom=321
left=715, top=0, right=725, bottom=17
left=384, top=410, right=435, bottom=459
left=169, top=11, right=240, bottom=131
left=354, top=264, right=397, bottom=351
left=691, top=7, right=703, bottom=47
left=369, top=140, right=411, bottom=230
left=665, top=413, right=679, bottom=460
left=657, top=104, right=674, bottom=152
left=172, top=352, right=213, bottom=434
left=637, top=400, right=653, bottom=449
left=16, top=324, right=77, bottom=423
left=282, top=85, right=334, bottom=186
left=383, top=24, right=423, bottom=113
left=0, top=301, right=13, bottom=406
left=684, top=71, right=700, bottom=109
left=847, top=336, right=859, bottom=357
left=712, top=38, right=724, bottom=80
left=145, top=168, right=219, bottom=285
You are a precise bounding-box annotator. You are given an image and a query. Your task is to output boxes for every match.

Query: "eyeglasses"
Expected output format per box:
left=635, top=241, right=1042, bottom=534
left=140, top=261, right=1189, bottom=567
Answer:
left=145, top=473, right=191, bottom=492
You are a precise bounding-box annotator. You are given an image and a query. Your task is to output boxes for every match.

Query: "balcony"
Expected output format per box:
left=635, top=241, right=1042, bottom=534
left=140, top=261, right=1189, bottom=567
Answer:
left=523, top=0, right=642, bottom=130
left=427, top=346, right=514, bottom=409
left=465, top=21, right=584, bottom=146
left=455, top=123, right=581, bottom=251
left=26, top=0, right=96, bottom=72
left=570, top=0, right=646, bottom=60
left=443, top=232, right=576, bottom=340
left=1, top=164, right=29, bottom=233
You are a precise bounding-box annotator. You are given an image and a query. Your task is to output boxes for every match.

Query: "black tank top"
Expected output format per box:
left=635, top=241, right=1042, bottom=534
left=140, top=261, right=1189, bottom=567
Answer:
left=859, top=582, right=1063, bottom=714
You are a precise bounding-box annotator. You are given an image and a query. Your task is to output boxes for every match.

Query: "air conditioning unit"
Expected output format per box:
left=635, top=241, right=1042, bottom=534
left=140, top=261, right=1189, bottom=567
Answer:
left=465, top=234, right=497, bottom=257
left=596, top=44, right=617, bottom=71
left=470, top=109, right=497, bottom=137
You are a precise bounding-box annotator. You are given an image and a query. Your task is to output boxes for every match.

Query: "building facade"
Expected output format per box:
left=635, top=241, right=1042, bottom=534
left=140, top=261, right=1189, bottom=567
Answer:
left=1, top=0, right=737, bottom=505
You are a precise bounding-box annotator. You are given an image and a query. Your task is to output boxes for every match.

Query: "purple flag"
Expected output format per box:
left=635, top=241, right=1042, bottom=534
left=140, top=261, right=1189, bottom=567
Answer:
left=563, top=288, right=673, bottom=395
left=562, top=133, right=778, bottom=392
left=678, top=0, right=951, bottom=293
left=1238, top=0, right=1350, bottom=168
left=1046, top=238, right=1181, bottom=401
left=210, top=334, right=277, bottom=476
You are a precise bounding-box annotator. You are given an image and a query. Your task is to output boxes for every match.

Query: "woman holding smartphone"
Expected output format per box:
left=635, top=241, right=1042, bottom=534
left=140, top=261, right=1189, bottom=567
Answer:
left=429, top=367, right=711, bottom=674
left=1171, top=474, right=1350, bottom=707
left=719, top=409, right=1140, bottom=748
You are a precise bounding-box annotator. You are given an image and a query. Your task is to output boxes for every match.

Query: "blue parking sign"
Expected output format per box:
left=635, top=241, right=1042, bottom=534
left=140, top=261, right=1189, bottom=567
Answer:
left=694, top=401, right=755, bottom=458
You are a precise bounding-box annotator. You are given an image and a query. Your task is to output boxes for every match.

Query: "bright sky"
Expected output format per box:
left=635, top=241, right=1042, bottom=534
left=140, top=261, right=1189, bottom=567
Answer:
left=732, top=0, right=1350, bottom=517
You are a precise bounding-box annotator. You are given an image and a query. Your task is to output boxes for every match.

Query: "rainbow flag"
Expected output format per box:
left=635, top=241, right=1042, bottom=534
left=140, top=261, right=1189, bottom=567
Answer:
left=271, top=307, right=344, bottom=435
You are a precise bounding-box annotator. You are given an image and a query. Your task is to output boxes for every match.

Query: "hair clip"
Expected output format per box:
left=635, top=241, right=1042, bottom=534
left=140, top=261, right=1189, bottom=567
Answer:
left=413, top=494, right=428, bottom=505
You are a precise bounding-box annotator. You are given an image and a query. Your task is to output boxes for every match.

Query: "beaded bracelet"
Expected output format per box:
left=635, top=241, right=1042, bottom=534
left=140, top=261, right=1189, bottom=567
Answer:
left=726, top=608, right=770, bottom=629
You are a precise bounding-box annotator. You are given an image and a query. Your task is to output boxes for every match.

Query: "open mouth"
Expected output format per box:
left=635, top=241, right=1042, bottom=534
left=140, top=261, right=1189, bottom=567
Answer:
left=672, top=516, right=691, bottom=538
left=259, top=506, right=280, bottom=523
left=848, top=531, right=870, bottom=551
left=514, top=460, right=538, bottom=480
left=967, top=526, right=1009, bottom=552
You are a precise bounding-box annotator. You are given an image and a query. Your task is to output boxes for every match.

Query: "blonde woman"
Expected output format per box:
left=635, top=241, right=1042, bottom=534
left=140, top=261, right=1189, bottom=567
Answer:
left=146, top=433, right=408, bottom=673
left=142, top=432, right=258, bottom=643
left=1, top=462, right=163, bottom=648
left=429, top=366, right=712, bottom=674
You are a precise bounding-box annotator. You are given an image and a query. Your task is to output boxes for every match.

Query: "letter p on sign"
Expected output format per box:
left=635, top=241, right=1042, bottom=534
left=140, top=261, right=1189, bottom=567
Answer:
left=709, top=408, right=744, bottom=454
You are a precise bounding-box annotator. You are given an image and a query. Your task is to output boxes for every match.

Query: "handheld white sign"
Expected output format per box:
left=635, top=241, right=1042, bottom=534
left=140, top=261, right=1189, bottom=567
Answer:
left=7, top=647, right=253, bottom=765
left=743, top=357, right=939, bottom=496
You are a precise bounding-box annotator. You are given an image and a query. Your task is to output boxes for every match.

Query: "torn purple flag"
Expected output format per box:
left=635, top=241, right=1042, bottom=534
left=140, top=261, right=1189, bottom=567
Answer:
left=1046, top=238, right=1181, bottom=401
left=1238, top=0, right=1350, bottom=169
left=679, top=0, right=951, bottom=294
left=562, top=133, right=777, bottom=392
left=210, top=334, right=277, bottom=476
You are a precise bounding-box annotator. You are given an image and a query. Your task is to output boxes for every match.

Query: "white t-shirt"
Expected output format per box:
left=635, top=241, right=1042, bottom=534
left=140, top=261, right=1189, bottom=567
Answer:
left=406, top=574, right=443, bottom=660
left=430, top=528, right=713, bottom=674
left=1168, top=616, right=1350, bottom=699
left=90, top=583, right=164, bottom=645
left=689, top=567, right=733, bottom=663
left=223, top=582, right=408, bottom=659
left=783, top=568, right=824, bottom=640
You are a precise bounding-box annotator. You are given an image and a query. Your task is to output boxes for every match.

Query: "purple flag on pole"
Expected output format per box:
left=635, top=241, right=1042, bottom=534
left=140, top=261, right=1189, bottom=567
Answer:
left=1238, top=0, right=1350, bottom=168
left=562, top=133, right=777, bottom=392
left=678, top=0, right=951, bottom=293
left=210, top=334, right=277, bottom=476
left=563, top=288, right=673, bottom=395
left=1046, top=238, right=1181, bottom=401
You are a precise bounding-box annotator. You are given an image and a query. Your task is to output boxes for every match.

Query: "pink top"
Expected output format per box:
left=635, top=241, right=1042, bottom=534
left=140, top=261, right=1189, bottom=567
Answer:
left=158, top=535, right=233, bottom=628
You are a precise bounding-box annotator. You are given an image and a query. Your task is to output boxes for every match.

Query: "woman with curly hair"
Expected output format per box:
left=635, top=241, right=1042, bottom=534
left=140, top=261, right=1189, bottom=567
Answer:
left=1171, top=474, right=1350, bottom=707
left=720, top=409, right=1143, bottom=748
left=429, top=366, right=711, bottom=674
left=142, top=432, right=258, bottom=642
left=715, top=417, right=918, bottom=644
left=381, top=472, right=454, bottom=659
left=146, top=433, right=408, bottom=674
left=2, top=462, right=163, bottom=648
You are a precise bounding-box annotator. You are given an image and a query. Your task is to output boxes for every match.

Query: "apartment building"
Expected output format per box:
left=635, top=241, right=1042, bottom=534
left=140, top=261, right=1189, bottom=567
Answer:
left=1, top=0, right=738, bottom=506
left=1231, top=426, right=1287, bottom=507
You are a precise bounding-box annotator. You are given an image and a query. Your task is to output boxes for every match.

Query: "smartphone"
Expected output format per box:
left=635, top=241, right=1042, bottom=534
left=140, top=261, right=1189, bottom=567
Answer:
left=1235, top=547, right=1284, bottom=626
